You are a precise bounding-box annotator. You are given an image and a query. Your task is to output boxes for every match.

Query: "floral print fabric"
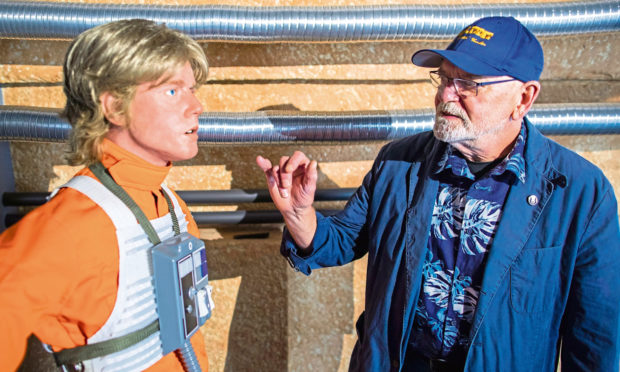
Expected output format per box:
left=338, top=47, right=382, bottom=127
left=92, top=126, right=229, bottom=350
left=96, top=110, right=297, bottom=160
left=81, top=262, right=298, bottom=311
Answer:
left=409, top=125, right=527, bottom=362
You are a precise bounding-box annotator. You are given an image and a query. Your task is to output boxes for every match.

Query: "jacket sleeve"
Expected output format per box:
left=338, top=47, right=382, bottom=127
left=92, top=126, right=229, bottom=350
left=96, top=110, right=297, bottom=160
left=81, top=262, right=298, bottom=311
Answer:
left=0, top=227, right=34, bottom=370
left=281, top=147, right=386, bottom=275
left=0, top=209, right=81, bottom=371
left=560, top=187, right=620, bottom=371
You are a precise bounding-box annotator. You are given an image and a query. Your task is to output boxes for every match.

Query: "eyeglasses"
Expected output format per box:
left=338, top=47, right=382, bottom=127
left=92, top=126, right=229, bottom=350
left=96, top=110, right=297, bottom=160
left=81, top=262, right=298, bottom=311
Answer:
left=429, top=70, right=517, bottom=97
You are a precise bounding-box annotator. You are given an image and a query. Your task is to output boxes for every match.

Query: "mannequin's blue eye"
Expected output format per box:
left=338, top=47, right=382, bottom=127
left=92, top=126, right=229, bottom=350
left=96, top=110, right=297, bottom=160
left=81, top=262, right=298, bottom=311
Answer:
left=166, top=89, right=177, bottom=96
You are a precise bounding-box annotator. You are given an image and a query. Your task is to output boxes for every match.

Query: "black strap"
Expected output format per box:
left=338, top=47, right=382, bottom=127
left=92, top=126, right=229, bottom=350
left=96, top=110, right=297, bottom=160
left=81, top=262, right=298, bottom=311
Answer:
left=54, top=320, right=159, bottom=366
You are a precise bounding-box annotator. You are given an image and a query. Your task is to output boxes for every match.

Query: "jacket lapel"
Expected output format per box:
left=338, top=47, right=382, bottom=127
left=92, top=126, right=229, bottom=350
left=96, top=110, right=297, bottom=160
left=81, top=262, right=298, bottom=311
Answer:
left=469, top=119, right=562, bottom=338
left=399, top=138, right=443, bottom=357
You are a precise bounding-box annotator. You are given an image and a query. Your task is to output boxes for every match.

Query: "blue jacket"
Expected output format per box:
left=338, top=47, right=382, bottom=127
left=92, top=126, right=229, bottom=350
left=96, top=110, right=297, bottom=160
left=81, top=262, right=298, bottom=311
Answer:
left=282, top=118, right=620, bottom=372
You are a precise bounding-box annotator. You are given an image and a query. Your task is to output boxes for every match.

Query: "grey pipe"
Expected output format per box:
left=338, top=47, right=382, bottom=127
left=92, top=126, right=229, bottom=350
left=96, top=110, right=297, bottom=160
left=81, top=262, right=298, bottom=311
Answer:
left=1, top=104, right=619, bottom=143
left=0, top=1, right=617, bottom=41
left=5, top=209, right=343, bottom=227
left=3, top=188, right=357, bottom=206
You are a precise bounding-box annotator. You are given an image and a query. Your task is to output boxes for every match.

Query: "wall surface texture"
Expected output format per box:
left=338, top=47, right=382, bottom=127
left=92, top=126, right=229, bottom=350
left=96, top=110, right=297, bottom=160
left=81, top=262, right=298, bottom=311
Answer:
left=1, top=0, right=618, bottom=371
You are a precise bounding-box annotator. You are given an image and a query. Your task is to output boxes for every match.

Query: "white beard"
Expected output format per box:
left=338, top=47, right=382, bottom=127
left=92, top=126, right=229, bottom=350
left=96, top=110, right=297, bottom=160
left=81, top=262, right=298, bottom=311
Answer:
left=433, top=102, right=500, bottom=144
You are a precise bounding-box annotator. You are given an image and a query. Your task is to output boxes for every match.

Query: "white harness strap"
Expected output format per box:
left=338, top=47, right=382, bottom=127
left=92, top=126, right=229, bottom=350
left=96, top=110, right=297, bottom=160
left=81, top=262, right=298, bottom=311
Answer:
left=61, top=176, right=136, bottom=230
left=59, top=176, right=189, bottom=372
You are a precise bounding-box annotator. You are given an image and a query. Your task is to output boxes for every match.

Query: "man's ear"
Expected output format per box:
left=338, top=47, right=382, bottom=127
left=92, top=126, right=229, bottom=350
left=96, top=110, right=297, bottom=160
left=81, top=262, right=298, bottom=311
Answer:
left=100, top=92, right=126, bottom=127
left=512, top=81, right=541, bottom=121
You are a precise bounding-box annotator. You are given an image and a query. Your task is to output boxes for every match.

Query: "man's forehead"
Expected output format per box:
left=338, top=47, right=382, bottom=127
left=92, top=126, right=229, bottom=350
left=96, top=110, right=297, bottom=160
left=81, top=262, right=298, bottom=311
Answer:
left=438, top=60, right=512, bottom=80
left=139, top=62, right=195, bottom=89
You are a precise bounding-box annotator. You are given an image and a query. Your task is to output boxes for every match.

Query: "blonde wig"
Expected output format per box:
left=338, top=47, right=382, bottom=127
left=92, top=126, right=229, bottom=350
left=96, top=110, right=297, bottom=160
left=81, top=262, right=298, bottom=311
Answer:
left=61, top=19, right=208, bottom=166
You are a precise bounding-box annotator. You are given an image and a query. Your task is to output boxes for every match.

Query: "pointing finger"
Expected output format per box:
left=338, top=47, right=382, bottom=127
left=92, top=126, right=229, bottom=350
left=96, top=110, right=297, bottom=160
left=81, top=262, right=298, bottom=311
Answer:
left=279, top=156, right=292, bottom=189
left=272, top=165, right=290, bottom=199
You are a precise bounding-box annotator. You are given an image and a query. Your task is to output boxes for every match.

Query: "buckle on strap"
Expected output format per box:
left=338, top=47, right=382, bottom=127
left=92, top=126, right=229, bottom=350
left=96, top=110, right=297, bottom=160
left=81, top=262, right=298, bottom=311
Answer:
left=60, top=362, right=85, bottom=372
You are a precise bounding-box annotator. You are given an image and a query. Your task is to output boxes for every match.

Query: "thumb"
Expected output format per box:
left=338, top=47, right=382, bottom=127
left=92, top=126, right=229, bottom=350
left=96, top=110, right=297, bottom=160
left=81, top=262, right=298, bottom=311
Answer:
left=303, top=160, right=318, bottom=191
left=256, top=155, right=272, bottom=172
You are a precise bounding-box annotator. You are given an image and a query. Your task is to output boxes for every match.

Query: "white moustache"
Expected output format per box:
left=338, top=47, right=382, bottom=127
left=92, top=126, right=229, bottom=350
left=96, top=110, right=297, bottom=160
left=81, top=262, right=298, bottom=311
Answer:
left=437, top=102, right=466, bottom=120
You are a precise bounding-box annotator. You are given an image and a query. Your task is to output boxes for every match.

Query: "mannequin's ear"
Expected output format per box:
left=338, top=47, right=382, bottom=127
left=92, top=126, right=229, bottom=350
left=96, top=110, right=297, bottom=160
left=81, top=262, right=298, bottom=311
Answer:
left=100, top=92, right=126, bottom=127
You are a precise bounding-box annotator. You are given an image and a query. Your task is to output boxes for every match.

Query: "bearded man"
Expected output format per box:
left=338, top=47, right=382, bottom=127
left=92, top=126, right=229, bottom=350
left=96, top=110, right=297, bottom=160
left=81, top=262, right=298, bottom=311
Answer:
left=256, top=16, right=620, bottom=372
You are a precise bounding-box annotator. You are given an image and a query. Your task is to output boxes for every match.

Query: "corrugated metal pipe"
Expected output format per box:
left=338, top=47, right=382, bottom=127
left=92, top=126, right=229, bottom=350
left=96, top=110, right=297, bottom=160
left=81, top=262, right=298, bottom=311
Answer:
left=0, top=1, right=617, bottom=41
left=1, top=104, right=619, bottom=144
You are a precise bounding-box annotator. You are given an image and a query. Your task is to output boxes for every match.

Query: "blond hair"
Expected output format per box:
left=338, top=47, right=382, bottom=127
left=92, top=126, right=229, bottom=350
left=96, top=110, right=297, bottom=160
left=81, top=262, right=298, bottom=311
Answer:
left=62, top=19, right=208, bottom=166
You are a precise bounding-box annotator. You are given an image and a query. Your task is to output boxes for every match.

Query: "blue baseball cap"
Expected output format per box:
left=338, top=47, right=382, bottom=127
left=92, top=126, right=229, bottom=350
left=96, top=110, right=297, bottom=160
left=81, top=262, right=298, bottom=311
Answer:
left=411, top=16, right=543, bottom=82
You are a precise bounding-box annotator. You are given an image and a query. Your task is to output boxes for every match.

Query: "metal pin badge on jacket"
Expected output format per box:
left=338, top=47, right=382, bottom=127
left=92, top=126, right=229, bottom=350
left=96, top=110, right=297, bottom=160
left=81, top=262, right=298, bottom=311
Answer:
left=527, top=195, right=539, bottom=206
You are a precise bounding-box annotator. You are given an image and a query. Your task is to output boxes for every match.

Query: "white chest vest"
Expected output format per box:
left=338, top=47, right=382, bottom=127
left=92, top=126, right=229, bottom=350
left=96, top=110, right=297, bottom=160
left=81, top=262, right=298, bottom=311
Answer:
left=60, top=175, right=189, bottom=372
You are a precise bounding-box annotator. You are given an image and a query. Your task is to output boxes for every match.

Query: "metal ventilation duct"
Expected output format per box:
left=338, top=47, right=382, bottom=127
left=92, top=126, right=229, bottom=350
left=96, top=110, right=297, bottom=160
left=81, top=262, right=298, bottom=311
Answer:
left=1, top=104, right=619, bottom=144
left=0, top=1, right=617, bottom=41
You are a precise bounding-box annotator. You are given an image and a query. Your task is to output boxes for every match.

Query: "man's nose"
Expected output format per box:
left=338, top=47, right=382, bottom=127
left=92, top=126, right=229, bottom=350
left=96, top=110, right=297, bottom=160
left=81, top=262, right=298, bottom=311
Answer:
left=437, top=80, right=460, bottom=102
left=187, top=92, right=203, bottom=116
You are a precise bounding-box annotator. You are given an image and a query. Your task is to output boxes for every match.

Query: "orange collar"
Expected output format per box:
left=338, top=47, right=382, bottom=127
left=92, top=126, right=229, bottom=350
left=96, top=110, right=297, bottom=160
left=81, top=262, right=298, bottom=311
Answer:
left=100, top=139, right=171, bottom=191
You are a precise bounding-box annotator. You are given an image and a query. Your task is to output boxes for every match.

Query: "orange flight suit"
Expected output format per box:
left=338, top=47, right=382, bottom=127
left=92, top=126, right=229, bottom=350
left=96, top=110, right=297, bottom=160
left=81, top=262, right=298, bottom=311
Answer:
left=0, top=139, right=208, bottom=371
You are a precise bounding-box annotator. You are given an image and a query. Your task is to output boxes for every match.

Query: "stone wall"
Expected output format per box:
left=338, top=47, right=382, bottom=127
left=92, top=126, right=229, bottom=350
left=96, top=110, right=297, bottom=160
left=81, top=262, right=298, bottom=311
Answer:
left=2, top=0, right=618, bottom=371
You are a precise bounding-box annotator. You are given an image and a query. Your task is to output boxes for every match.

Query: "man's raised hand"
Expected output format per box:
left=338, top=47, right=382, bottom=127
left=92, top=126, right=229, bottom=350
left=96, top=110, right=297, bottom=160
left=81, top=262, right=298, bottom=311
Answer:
left=256, top=151, right=318, bottom=249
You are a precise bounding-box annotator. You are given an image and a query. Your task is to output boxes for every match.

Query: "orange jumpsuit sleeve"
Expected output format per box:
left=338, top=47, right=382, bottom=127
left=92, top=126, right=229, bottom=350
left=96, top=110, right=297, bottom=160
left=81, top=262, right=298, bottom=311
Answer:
left=0, top=188, right=119, bottom=371
left=0, top=183, right=208, bottom=372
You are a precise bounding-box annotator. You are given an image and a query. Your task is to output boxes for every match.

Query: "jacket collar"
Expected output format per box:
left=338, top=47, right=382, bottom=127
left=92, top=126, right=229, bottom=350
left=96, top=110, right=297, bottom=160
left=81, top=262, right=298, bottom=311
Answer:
left=521, top=117, right=567, bottom=188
